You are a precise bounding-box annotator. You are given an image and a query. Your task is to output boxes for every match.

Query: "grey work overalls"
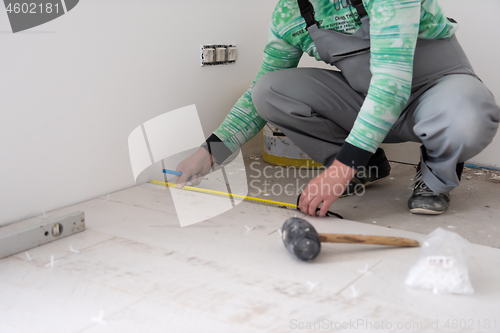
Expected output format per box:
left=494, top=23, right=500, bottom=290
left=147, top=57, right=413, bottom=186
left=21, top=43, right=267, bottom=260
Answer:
left=304, top=1, right=476, bottom=96
left=252, top=0, right=500, bottom=193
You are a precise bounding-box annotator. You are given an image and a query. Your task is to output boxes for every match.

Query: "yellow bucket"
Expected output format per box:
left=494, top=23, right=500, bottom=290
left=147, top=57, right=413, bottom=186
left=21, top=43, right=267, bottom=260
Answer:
left=262, top=124, right=323, bottom=168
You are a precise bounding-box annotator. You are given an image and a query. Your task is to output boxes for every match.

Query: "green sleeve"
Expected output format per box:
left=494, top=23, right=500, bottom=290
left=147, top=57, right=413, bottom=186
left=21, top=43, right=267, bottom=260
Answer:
left=345, top=0, right=421, bottom=153
left=213, top=19, right=303, bottom=153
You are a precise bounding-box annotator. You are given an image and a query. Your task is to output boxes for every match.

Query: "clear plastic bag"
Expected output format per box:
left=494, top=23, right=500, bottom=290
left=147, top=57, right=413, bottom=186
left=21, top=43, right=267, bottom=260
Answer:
left=405, top=228, right=474, bottom=295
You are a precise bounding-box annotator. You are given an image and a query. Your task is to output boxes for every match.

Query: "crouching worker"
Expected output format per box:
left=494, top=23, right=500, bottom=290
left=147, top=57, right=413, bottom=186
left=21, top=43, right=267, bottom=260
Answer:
left=176, top=0, right=500, bottom=216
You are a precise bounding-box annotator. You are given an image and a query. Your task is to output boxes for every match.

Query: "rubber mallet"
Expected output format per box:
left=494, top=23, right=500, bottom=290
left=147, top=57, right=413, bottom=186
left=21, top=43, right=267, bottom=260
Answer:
left=282, top=217, right=420, bottom=261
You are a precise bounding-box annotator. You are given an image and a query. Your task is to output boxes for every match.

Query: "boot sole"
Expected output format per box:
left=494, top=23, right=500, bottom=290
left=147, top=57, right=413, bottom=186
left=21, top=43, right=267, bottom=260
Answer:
left=409, top=208, right=445, bottom=215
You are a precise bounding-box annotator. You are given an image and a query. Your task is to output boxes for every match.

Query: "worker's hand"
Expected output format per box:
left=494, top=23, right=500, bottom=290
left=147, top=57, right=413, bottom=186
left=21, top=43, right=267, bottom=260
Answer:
left=299, top=160, right=357, bottom=217
left=175, top=147, right=216, bottom=188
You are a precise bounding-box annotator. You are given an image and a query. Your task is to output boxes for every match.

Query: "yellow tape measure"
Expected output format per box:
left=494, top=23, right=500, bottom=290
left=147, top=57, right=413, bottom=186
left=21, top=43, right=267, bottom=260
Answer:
left=149, top=179, right=297, bottom=209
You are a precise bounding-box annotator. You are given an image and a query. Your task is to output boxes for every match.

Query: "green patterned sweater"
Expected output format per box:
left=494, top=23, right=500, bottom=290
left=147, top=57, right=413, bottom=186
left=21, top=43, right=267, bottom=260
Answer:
left=212, top=0, right=457, bottom=162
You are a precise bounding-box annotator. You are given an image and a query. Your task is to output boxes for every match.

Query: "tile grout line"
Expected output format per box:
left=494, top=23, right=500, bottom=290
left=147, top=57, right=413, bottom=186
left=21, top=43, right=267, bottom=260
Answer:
left=94, top=196, right=179, bottom=218
left=75, top=298, right=145, bottom=333
left=334, top=259, right=384, bottom=296
left=10, top=235, right=119, bottom=266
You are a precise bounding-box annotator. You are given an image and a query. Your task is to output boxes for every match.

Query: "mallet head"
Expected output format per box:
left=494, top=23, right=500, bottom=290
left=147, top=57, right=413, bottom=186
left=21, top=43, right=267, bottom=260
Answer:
left=282, top=217, right=321, bottom=261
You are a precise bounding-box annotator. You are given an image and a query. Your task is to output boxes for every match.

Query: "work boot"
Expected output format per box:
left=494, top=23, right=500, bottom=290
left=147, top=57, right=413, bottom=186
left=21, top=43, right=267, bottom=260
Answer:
left=341, top=148, right=391, bottom=197
left=408, top=165, right=450, bottom=215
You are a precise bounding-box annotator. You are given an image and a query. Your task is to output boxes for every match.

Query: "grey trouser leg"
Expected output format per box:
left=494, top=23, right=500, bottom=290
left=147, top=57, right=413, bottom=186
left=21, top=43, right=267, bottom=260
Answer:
left=252, top=69, right=500, bottom=193
left=252, top=68, right=365, bottom=167
left=401, top=74, right=500, bottom=193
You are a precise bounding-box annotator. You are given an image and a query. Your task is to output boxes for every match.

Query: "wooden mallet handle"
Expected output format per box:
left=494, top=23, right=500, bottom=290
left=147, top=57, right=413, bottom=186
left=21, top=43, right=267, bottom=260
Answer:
left=318, top=234, right=419, bottom=247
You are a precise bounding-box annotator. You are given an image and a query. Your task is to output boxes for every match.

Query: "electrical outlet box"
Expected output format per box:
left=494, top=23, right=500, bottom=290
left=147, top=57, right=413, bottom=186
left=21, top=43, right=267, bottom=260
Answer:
left=215, top=47, right=226, bottom=62
left=227, top=47, right=237, bottom=62
left=201, top=44, right=237, bottom=66
left=203, top=48, right=215, bottom=63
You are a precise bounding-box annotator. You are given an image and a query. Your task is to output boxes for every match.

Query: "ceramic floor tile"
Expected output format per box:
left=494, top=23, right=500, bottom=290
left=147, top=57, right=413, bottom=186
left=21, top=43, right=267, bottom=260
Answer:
left=49, top=236, right=370, bottom=332
left=97, top=183, right=177, bottom=215
left=0, top=258, right=141, bottom=333
left=2, top=183, right=499, bottom=332
left=75, top=199, right=385, bottom=294
left=12, top=229, right=114, bottom=267
left=80, top=298, right=261, bottom=333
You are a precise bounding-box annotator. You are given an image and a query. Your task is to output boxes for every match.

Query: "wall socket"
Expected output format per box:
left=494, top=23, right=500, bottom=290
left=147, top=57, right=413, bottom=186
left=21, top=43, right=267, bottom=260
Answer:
left=201, top=44, right=237, bottom=66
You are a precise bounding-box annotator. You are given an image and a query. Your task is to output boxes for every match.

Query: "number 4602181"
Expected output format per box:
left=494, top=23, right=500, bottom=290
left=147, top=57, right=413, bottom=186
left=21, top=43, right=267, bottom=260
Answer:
left=6, top=3, right=60, bottom=14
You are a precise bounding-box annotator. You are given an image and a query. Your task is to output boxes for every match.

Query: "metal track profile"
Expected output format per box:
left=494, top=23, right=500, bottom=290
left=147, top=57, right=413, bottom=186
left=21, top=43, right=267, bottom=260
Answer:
left=0, top=211, right=85, bottom=260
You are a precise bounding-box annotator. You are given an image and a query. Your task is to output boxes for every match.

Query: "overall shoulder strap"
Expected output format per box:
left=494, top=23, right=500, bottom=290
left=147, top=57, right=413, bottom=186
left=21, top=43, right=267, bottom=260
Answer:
left=297, top=0, right=317, bottom=28
left=349, top=0, right=368, bottom=19
left=298, top=0, right=368, bottom=28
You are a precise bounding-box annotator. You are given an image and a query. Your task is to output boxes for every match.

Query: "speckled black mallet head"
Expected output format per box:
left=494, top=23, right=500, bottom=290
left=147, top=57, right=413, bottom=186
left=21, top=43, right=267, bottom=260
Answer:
left=282, top=217, right=321, bottom=261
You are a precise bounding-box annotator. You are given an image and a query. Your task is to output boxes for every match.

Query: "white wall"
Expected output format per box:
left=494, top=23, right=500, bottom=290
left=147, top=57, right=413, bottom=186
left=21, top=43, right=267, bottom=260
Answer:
left=380, top=0, right=500, bottom=166
left=436, top=0, right=500, bottom=167
left=1, top=0, right=499, bottom=226
left=0, top=0, right=277, bottom=226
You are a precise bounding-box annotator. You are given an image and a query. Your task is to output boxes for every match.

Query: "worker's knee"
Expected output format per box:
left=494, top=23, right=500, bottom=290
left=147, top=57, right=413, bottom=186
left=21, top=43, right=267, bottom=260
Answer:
left=449, top=102, right=500, bottom=160
left=252, top=71, right=282, bottom=122
left=415, top=84, right=500, bottom=161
